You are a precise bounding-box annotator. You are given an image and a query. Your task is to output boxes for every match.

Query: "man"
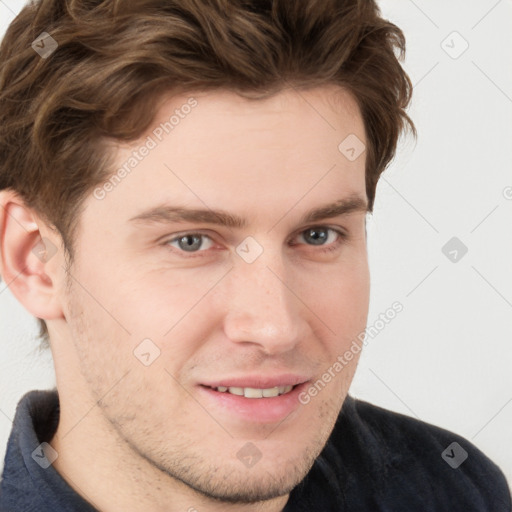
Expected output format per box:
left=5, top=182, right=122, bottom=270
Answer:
left=0, top=0, right=509, bottom=510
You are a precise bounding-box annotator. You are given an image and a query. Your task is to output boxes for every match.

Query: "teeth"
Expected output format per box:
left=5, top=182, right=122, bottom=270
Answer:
left=243, top=388, right=261, bottom=398
left=262, top=387, right=279, bottom=397
left=214, top=385, right=294, bottom=398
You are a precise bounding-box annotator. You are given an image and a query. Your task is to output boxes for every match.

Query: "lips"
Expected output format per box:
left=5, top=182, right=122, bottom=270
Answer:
left=197, top=375, right=311, bottom=423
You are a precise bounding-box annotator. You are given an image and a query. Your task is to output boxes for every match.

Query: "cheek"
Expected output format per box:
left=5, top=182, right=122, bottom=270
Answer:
left=109, top=264, right=230, bottom=346
left=304, top=256, right=370, bottom=372
left=303, top=252, right=370, bottom=321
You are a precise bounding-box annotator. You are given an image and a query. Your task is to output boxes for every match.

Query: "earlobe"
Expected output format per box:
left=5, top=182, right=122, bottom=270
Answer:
left=0, top=191, right=64, bottom=322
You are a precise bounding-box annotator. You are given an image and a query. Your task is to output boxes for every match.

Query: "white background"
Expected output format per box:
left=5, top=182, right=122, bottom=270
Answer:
left=1, top=0, right=511, bottom=485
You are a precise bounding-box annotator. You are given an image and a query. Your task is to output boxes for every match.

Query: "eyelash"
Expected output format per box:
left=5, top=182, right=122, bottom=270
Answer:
left=163, top=226, right=348, bottom=258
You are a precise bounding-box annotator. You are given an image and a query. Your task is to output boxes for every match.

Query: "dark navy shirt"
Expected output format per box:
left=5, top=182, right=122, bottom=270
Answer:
left=1, top=389, right=510, bottom=511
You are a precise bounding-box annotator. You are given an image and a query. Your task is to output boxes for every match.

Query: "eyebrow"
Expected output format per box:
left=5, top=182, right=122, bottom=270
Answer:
left=128, top=195, right=368, bottom=229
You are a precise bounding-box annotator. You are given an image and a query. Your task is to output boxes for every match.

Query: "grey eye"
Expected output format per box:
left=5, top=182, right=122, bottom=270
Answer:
left=300, top=227, right=334, bottom=246
left=168, top=234, right=214, bottom=252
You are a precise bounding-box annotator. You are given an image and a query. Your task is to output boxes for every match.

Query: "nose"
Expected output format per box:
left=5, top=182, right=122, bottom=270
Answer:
left=222, top=250, right=305, bottom=356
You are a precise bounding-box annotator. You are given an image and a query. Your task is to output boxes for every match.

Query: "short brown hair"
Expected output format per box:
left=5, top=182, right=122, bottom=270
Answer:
left=0, top=0, right=415, bottom=346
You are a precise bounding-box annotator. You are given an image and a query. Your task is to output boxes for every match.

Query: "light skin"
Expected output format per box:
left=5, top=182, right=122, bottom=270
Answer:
left=0, top=85, right=370, bottom=512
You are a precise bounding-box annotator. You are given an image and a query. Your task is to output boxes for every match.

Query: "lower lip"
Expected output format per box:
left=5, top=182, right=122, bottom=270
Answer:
left=197, top=382, right=309, bottom=424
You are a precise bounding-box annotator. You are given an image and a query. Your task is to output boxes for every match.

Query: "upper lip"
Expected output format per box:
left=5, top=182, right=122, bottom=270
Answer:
left=201, top=374, right=311, bottom=389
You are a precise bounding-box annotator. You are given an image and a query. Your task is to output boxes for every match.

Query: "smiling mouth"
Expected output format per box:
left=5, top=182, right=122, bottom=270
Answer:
left=206, top=385, right=295, bottom=398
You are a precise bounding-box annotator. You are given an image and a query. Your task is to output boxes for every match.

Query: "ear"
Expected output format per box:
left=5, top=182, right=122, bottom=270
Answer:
left=0, top=190, right=65, bottom=322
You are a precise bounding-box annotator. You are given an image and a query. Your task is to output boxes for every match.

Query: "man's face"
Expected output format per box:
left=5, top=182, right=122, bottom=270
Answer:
left=58, top=85, right=370, bottom=502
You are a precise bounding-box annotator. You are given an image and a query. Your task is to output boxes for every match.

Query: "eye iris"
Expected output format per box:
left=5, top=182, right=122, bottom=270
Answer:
left=306, top=228, right=328, bottom=245
left=179, top=235, right=202, bottom=252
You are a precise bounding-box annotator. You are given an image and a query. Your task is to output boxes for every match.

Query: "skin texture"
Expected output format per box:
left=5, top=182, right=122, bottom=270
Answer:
left=0, top=85, right=370, bottom=512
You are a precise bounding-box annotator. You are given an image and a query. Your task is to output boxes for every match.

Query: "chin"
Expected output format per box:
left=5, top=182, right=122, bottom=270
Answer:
left=168, top=455, right=314, bottom=504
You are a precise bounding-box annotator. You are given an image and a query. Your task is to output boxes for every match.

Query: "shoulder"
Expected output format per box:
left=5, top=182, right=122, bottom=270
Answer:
left=323, top=395, right=512, bottom=511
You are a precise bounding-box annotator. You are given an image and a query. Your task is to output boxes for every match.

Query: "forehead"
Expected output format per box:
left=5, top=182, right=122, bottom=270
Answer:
left=150, top=84, right=363, bottom=139
left=87, top=85, right=367, bottom=229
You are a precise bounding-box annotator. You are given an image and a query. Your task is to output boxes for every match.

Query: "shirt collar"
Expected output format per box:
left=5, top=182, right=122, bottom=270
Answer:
left=0, top=389, right=98, bottom=511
